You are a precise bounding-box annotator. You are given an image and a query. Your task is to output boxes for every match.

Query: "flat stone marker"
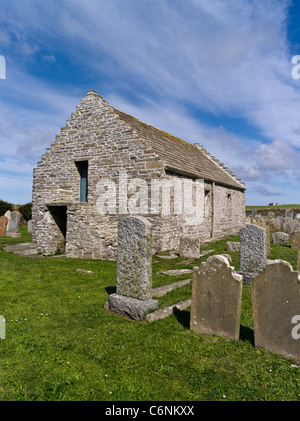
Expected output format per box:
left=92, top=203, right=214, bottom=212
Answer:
left=190, top=255, right=243, bottom=340
left=290, top=232, right=300, bottom=249
left=0, top=216, right=8, bottom=237
left=179, top=236, right=200, bottom=259
left=108, top=216, right=158, bottom=321
left=239, top=224, right=266, bottom=284
left=0, top=315, right=5, bottom=339
left=251, top=260, right=300, bottom=362
left=226, top=241, right=240, bottom=251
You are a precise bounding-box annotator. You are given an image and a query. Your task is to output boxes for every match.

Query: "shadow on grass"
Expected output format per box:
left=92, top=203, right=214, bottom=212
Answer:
left=105, top=286, right=116, bottom=296
left=240, top=325, right=255, bottom=345
left=173, top=309, right=190, bottom=329
left=174, top=309, right=255, bottom=345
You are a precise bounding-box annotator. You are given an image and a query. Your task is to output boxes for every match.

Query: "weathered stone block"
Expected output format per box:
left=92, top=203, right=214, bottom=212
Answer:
left=190, top=255, right=243, bottom=340
left=251, top=260, right=300, bottom=362
left=108, top=293, right=158, bottom=321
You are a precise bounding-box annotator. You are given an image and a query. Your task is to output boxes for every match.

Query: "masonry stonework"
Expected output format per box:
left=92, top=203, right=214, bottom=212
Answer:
left=32, top=91, right=245, bottom=259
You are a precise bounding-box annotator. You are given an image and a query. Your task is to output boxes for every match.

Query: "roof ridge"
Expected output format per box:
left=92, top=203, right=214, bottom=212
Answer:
left=193, top=143, right=245, bottom=188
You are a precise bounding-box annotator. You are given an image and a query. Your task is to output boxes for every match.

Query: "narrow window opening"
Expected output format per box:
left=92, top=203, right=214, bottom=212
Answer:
left=76, top=161, right=88, bottom=202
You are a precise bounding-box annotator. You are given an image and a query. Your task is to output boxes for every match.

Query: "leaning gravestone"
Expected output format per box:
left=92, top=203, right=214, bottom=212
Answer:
left=272, top=231, right=289, bottom=245
left=108, top=216, right=158, bottom=321
left=251, top=260, right=300, bottom=362
left=179, top=236, right=200, bottom=259
left=190, top=255, right=243, bottom=340
left=0, top=216, right=8, bottom=237
left=239, top=224, right=266, bottom=284
left=6, top=211, right=21, bottom=237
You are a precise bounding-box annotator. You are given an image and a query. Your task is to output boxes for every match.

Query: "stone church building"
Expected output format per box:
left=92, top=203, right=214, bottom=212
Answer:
left=32, top=90, right=246, bottom=259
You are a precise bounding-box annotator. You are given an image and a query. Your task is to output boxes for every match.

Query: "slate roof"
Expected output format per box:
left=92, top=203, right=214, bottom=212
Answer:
left=112, top=107, right=245, bottom=191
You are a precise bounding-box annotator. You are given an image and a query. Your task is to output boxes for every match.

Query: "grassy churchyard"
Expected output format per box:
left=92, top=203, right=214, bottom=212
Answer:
left=0, top=226, right=299, bottom=401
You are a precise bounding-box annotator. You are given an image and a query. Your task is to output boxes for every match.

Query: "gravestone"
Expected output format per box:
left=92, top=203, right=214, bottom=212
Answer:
left=252, top=215, right=270, bottom=255
left=268, top=218, right=281, bottom=233
left=4, top=210, right=11, bottom=230
left=251, top=260, right=300, bottom=362
left=272, top=231, right=289, bottom=245
left=6, top=211, right=21, bottom=238
left=108, top=216, right=158, bottom=321
left=251, top=209, right=257, bottom=219
left=267, top=211, right=276, bottom=219
left=179, top=236, right=200, bottom=259
left=290, top=231, right=300, bottom=249
left=0, top=216, right=8, bottom=237
left=285, top=219, right=300, bottom=236
left=0, top=315, right=5, bottom=339
left=285, top=209, right=294, bottom=220
left=239, top=224, right=266, bottom=284
left=190, top=255, right=243, bottom=340
left=27, top=220, right=32, bottom=234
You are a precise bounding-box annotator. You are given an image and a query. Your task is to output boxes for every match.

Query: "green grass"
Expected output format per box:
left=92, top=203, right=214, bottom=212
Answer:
left=246, top=204, right=300, bottom=210
left=0, top=232, right=299, bottom=401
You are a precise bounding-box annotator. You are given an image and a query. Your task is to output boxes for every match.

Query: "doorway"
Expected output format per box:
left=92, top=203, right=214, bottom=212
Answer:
left=47, top=205, right=67, bottom=253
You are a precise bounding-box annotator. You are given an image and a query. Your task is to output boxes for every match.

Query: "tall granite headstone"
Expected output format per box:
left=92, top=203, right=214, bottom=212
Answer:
left=239, top=224, right=266, bottom=284
left=108, top=216, right=158, bottom=320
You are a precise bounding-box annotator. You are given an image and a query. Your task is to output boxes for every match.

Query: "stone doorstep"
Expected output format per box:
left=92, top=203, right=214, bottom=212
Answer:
left=145, top=299, right=192, bottom=322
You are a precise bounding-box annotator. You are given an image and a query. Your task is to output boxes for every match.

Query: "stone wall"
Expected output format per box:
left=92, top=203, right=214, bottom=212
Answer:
left=32, top=91, right=245, bottom=259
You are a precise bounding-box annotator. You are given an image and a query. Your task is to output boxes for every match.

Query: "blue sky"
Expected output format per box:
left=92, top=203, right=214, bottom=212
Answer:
left=1, top=0, right=300, bottom=205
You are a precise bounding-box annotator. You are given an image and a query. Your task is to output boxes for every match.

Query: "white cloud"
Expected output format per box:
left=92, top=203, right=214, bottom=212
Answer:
left=0, top=0, right=299, bottom=205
